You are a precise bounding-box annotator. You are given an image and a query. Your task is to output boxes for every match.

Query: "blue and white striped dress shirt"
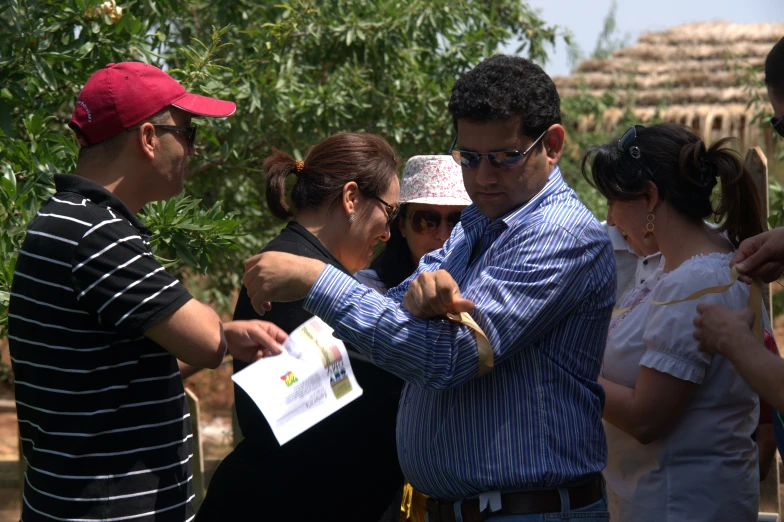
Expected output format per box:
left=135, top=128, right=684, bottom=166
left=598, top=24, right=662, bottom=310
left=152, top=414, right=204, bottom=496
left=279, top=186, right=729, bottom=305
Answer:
left=304, top=167, right=616, bottom=499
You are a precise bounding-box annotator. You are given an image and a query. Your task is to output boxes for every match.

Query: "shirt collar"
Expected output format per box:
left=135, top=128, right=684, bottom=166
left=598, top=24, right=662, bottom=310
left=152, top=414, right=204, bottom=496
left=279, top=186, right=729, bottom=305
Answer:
left=460, top=165, right=566, bottom=232
left=54, top=174, right=147, bottom=231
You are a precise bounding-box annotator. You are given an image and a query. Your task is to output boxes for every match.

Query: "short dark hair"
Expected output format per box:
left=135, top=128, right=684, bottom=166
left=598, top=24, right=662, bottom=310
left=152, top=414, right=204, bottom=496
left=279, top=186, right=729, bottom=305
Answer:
left=264, top=132, right=399, bottom=219
left=76, top=107, right=172, bottom=165
left=765, top=36, right=784, bottom=99
left=448, top=54, right=561, bottom=148
left=582, top=123, right=763, bottom=247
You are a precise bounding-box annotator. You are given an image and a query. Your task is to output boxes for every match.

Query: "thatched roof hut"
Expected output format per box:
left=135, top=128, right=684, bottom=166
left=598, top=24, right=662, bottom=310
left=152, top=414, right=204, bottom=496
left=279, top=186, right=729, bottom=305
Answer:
left=554, top=21, right=784, bottom=156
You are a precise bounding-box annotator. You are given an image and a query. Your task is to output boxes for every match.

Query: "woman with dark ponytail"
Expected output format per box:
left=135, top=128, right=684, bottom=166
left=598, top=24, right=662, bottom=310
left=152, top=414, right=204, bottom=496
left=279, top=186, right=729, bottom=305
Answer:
left=197, top=133, right=405, bottom=522
left=583, top=123, right=767, bottom=522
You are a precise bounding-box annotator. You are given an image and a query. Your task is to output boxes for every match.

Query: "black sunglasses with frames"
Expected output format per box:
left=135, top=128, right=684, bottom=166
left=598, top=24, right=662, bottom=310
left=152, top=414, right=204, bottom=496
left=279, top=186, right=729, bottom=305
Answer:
left=448, top=130, right=548, bottom=169
left=128, top=124, right=199, bottom=149
left=408, top=209, right=462, bottom=235
left=617, top=125, right=657, bottom=181
left=373, top=195, right=400, bottom=224
left=771, top=115, right=784, bottom=138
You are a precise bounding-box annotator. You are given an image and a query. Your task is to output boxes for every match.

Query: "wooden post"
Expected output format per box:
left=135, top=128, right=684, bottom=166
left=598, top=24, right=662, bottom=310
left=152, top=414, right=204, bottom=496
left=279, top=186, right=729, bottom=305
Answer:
left=746, top=147, right=781, bottom=520
left=186, top=388, right=205, bottom=513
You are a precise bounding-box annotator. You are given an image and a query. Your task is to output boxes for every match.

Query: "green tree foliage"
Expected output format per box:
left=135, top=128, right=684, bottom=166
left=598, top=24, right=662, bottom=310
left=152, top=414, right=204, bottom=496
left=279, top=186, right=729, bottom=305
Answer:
left=0, top=0, right=564, bottom=346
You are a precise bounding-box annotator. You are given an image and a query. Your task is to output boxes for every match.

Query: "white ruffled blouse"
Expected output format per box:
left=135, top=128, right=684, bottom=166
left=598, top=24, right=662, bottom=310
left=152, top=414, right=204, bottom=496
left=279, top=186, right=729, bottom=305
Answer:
left=602, top=251, right=761, bottom=522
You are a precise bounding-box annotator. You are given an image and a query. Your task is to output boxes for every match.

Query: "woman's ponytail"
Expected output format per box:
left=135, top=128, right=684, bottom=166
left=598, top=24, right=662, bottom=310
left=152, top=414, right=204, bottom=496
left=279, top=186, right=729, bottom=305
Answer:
left=704, top=138, right=764, bottom=247
left=263, top=149, right=299, bottom=220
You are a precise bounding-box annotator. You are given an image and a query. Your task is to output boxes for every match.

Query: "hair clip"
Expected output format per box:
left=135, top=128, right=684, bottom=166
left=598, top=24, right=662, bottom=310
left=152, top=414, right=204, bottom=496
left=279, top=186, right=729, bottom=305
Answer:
left=295, top=160, right=305, bottom=173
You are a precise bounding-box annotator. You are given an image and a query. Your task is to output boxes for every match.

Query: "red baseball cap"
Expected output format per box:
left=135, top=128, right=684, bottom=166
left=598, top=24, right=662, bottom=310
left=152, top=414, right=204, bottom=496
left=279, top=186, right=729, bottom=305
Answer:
left=68, top=62, right=236, bottom=147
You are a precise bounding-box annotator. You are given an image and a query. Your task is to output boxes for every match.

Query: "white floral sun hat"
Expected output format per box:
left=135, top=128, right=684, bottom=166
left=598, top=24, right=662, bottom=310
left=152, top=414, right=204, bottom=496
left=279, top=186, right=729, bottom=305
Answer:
left=399, top=155, right=472, bottom=206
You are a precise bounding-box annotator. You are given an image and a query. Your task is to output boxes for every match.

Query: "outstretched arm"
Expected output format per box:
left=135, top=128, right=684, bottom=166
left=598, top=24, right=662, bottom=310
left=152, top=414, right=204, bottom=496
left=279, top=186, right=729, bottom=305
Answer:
left=694, top=303, right=784, bottom=413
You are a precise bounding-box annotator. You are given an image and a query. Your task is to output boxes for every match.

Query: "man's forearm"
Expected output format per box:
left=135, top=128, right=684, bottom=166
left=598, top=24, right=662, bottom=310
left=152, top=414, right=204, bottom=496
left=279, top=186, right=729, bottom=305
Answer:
left=304, top=264, right=481, bottom=389
left=722, top=336, right=784, bottom=413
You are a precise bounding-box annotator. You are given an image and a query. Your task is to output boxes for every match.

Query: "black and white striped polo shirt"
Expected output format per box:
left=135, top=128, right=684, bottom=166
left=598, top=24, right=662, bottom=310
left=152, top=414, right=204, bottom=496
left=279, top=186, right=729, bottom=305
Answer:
left=9, top=174, right=195, bottom=521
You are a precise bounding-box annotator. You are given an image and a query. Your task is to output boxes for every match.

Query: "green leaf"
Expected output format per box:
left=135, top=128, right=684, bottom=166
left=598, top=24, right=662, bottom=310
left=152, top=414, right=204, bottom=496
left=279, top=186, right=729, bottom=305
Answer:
left=31, top=54, right=58, bottom=89
left=0, top=177, right=15, bottom=200
left=0, top=98, right=12, bottom=138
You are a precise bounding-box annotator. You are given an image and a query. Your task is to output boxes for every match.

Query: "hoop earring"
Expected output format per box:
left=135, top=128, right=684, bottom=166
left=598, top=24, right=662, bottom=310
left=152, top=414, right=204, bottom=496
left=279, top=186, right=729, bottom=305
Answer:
left=348, top=212, right=355, bottom=224
left=643, top=213, right=655, bottom=245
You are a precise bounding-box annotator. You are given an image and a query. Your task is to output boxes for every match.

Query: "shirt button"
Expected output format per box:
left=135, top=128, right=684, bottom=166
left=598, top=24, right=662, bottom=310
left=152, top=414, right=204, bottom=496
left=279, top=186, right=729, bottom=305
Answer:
left=643, top=260, right=648, bottom=265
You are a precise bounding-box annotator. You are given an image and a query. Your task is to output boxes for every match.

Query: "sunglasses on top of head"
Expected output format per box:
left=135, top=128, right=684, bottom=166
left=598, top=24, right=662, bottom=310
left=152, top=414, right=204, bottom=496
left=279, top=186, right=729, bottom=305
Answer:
left=617, top=125, right=657, bottom=181
left=408, top=209, right=462, bottom=235
left=771, top=115, right=784, bottom=138
left=448, top=129, right=548, bottom=169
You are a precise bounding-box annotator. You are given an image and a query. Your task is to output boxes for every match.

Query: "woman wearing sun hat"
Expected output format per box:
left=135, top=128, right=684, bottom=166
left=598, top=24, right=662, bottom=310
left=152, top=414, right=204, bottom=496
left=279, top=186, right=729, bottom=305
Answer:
left=355, top=155, right=471, bottom=522
left=356, top=154, right=472, bottom=294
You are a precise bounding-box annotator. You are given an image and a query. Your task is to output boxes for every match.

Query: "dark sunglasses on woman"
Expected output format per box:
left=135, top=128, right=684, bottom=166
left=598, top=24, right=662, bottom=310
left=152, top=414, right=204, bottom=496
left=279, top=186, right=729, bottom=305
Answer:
left=409, top=209, right=462, bottom=235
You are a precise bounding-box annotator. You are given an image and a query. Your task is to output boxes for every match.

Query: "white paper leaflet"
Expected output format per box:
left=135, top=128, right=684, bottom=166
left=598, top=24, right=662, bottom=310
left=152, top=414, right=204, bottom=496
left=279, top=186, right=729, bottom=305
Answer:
left=232, top=316, right=363, bottom=445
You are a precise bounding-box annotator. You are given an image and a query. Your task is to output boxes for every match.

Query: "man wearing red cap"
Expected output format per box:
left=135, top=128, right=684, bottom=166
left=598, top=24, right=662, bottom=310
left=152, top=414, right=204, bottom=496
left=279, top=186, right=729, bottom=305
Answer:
left=8, top=62, right=286, bottom=521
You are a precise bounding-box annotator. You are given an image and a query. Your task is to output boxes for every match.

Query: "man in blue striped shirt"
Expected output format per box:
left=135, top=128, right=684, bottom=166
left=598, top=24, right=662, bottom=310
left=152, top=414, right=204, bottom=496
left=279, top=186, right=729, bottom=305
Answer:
left=244, top=55, right=615, bottom=521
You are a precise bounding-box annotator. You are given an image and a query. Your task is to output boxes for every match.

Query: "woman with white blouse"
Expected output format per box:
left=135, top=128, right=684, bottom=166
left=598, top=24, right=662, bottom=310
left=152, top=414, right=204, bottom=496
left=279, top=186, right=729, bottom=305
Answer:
left=582, top=123, right=767, bottom=522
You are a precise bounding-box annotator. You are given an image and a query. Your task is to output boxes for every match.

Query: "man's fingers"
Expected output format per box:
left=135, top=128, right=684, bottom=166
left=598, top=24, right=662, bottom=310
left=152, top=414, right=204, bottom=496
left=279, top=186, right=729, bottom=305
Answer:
left=450, top=297, right=475, bottom=314
left=733, top=246, right=769, bottom=278
left=245, top=325, right=284, bottom=358
left=434, top=271, right=460, bottom=312
left=259, top=321, right=289, bottom=345
left=416, top=276, right=441, bottom=317
left=244, top=254, right=262, bottom=272
left=403, top=280, right=427, bottom=318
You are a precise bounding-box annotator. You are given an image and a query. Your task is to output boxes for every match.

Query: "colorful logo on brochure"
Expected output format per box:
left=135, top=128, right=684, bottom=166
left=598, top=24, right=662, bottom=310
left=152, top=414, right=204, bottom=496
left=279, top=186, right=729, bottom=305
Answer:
left=280, top=371, right=298, bottom=387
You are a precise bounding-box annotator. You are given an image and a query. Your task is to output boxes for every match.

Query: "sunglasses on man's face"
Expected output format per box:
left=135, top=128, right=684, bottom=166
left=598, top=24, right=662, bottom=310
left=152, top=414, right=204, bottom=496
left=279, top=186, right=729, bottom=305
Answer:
left=771, top=115, right=784, bottom=138
left=409, top=210, right=462, bottom=235
left=449, top=130, right=547, bottom=169
left=128, top=124, right=199, bottom=149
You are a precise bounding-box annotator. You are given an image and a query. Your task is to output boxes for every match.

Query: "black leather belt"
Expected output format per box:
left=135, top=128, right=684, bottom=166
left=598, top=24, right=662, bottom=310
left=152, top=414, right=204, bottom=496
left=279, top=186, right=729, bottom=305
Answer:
left=425, top=475, right=604, bottom=522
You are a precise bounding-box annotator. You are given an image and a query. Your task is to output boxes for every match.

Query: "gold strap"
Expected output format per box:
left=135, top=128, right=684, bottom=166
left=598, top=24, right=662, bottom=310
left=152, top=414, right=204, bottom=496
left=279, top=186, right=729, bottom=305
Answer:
left=444, top=268, right=762, bottom=378
left=400, top=483, right=413, bottom=518
left=447, top=312, right=494, bottom=377
left=612, top=266, right=763, bottom=341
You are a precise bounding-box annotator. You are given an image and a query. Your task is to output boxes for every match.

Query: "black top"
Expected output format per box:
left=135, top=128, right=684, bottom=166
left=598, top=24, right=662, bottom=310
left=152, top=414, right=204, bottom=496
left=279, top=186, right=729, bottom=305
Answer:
left=10, top=174, right=194, bottom=522
left=196, top=221, right=404, bottom=522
